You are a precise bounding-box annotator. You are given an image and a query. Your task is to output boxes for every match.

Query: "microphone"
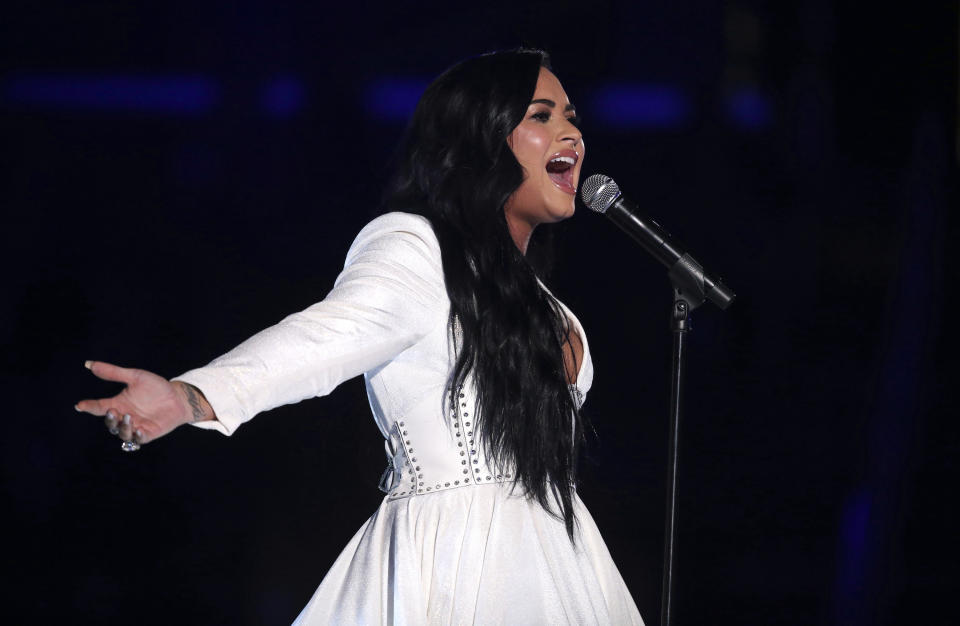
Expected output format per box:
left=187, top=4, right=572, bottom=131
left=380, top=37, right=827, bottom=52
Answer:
left=580, top=174, right=735, bottom=310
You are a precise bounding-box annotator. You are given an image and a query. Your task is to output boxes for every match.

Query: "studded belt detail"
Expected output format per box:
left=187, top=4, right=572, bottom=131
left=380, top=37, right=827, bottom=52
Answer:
left=384, top=382, right=512, bottom=501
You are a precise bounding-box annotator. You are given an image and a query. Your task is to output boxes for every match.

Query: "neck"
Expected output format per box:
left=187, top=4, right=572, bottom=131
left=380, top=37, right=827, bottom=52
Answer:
left=506, top=214, right=535, bottom=255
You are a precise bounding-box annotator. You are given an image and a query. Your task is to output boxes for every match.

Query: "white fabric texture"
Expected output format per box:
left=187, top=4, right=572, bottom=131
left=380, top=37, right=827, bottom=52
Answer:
left=174, top=212, right=643, bottom=625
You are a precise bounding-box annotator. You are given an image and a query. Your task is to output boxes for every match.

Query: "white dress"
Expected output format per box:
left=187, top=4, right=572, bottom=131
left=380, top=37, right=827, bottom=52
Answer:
left=174, top=212, right=644, bottom=625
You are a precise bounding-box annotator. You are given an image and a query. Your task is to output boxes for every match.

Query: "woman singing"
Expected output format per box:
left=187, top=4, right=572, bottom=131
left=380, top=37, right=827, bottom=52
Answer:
left=76, top=48, right=644, bottom=625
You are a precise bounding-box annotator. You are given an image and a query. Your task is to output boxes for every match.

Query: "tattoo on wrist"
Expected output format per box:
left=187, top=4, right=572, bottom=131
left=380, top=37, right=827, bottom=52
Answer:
left=181, top=383, right=208, bottom=422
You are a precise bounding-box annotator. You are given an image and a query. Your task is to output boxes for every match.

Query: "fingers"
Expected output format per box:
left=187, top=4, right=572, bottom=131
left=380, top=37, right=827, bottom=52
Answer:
left=117, top=412, right=133, bottom=441
left=117, top=412, right=144, bottom=452
left=84, top=360, right=139, bottom=385
left=105, top=410, right=120, bottom=435
left=104, top=408, right=149, bottom=445
left=76, top=397, right=110, bottom=416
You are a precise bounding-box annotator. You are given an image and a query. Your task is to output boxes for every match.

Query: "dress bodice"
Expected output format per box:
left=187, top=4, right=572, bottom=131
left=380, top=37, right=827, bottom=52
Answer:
left=368, top=300, right=592, bottom=500
left=356, top=217, right=593, bottom=498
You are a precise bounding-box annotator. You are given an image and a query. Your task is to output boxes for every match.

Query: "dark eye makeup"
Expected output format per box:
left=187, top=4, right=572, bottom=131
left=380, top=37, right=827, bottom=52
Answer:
left=529, top=111, right=581, bottom=126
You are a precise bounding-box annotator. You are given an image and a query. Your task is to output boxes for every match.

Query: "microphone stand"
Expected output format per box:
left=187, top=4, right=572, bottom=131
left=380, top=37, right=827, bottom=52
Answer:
left=660, top=256, right=709, bottom=626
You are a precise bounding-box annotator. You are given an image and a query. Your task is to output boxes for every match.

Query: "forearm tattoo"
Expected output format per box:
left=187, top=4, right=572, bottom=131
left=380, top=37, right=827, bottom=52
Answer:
left=182, top=383, right=208, bottom=422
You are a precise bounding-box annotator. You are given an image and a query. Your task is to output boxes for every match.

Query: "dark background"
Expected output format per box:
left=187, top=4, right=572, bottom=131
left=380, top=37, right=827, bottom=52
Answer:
left=3, top=1, right=957, bottom=624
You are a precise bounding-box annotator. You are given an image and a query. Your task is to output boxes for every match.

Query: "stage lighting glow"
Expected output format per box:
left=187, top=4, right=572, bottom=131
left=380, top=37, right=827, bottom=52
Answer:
left=1, top=74, right=219, bottom=114
left=261, top=76, right=305, bottom=118
left=589, top=83, right=691, bottom=129
left=364, top=78, right=429, bottom=121
left=725, top=86, right=772, bottom=129
left=833, top=488, right=872, bottom=619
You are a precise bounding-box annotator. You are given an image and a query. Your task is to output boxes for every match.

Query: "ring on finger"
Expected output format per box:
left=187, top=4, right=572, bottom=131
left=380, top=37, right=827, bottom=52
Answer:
left=117, top=414, right=141, bottom=452
left=120, top=427, right=145, bottom=452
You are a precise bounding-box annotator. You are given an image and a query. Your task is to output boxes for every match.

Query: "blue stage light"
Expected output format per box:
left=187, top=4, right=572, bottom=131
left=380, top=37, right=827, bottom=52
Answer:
left=833, top=487, right=873, bottom=620
left=261, top=76, right=305, bottom=118
left=364, top=78, right=429, bottom=121
left=1, top=74, right=219, bottom=114
left=589, top=83, right=691, bottom=129
left=725, top=86, right=772, bottom=129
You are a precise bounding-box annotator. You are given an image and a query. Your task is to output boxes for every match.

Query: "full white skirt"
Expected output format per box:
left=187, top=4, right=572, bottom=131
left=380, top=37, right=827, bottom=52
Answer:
left=294, top=483, right=644, bottom=625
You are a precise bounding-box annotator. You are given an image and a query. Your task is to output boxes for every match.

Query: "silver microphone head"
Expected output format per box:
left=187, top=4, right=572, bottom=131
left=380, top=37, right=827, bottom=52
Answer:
left=580, top=174, right=621, bottom=214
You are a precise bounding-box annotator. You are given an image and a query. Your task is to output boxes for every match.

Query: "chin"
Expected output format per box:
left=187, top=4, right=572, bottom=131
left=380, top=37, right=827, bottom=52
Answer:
left=545, top=196, right=576, bottom=222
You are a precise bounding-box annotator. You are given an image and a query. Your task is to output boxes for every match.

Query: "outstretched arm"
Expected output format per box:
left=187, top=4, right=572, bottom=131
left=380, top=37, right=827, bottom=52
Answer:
left=78, top=213, right=446, bottom=442
left=171, top=213, right=447, bottom=436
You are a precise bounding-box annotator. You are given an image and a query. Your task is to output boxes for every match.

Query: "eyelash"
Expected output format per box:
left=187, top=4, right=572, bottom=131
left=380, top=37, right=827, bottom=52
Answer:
left=530, top=111, right=581, bottom=127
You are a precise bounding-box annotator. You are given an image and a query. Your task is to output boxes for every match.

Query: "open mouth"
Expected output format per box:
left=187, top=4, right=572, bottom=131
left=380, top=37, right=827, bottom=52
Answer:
left=545, top=151, right=578, bottom=194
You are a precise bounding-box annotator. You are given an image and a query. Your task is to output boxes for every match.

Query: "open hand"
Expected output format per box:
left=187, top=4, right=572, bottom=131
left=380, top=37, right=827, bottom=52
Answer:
left=75, top=361, right=210, bottom=448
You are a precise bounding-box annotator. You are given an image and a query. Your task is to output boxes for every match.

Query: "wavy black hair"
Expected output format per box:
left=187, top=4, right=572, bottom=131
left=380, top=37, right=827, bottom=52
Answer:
left=384, top=49, right=586, bottom=539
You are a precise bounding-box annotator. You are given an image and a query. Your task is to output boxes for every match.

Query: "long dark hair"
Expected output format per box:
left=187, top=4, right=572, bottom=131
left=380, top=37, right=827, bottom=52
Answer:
left=384, top=49, right=585, bottom=539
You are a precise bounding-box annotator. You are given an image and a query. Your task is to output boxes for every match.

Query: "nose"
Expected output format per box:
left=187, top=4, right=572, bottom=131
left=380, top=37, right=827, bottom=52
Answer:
left=560, top=118, right=582, bottom=148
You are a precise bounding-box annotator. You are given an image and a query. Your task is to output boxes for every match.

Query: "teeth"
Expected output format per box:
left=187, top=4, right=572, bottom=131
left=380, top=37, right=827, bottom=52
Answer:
left=549, top=156, right=576, bottom=165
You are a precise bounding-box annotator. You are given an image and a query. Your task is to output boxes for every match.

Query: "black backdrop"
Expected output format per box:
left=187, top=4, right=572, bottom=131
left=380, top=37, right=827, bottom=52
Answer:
left=3, top=2, right=957, bottom=624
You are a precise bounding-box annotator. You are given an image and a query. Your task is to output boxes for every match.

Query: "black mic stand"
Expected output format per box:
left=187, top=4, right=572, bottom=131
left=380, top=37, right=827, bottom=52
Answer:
left=660, top=255, right=709, bottom=626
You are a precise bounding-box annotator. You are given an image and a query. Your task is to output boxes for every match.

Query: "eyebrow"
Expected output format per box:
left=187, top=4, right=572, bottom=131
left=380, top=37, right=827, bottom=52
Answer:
left=530, top=98, right=576, bottom=112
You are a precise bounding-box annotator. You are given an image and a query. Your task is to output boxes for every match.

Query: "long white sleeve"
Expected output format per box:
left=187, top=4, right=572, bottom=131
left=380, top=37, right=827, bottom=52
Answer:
left=172, top=212, right=447, bottom=435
